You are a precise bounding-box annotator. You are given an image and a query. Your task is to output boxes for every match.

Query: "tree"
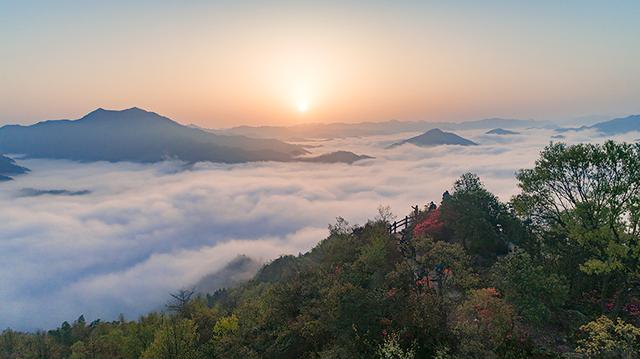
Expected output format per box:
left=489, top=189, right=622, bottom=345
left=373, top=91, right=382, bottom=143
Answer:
left=140, top=318, right=200, bottom=359
left=412, top=236, right=478, bottom=296
left=440, top=173, right=525, bottom=261
left=491, top=250, right=568, bottom=324
left=0, top=329, right=18, bottom=359
left=167, top=289, right=195, bottom=317
left=450, top=288, right=515, bottom=359
left=376, top=332, right=416, bottom=359
left=413, top=208, right=446, bottom=241
left=513, top=141, right=640, bottom=312
left=575, top=316, right=640, bottom=358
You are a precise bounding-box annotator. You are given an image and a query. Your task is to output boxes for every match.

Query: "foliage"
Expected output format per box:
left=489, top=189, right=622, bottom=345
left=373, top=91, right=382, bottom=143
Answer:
left=575, top=316, right=640, bottom=358
left=492, top=250, right=568, bottom=324
left=412, top=236, right=479, bottom=294
left=376, top=332, right=416, bottom=359
left=413, top=208, right=445, bottom=240
left=140, top=318, right=199, bottom=359
left=440, top=173, right=526, bottom=262
left=451, top=288, right=516, bottom=358
left=513, top=141, right=640, bottom=313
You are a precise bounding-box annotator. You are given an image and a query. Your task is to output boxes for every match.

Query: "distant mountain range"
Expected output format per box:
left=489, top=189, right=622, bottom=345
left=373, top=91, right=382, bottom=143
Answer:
left=215, top=118, right=539, bottom=140
left=485, top=128, right=520, bottom=135
left=389, top=128, right=477, bottom=148
left=0, top=155, right=29, bottom=181
left=556, top=114, right=640, bottom=135
left=0, top=108, right=368, bottom=165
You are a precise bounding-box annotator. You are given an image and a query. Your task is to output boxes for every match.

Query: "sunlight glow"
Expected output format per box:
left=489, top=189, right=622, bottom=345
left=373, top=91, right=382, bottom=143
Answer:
left=297, top=99, right=310, bottom=113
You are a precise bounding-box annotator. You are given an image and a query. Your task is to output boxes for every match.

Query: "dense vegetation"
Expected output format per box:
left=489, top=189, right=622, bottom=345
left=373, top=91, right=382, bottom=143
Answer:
left=2, top=140, right=639, bottom=358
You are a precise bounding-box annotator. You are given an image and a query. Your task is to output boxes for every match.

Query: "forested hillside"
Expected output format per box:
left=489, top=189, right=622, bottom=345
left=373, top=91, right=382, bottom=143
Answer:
left=1, top=141, right=639, bottom=358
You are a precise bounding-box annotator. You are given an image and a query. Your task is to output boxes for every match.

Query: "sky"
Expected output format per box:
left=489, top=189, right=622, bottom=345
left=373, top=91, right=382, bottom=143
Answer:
left=4, top=126, right=638, bottom=330
left=1, top=1, right=640, bottom=126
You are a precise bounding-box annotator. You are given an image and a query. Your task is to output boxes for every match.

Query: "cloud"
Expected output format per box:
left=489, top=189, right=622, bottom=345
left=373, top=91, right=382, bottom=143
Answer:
left=0, top=128, right=637, bottom=330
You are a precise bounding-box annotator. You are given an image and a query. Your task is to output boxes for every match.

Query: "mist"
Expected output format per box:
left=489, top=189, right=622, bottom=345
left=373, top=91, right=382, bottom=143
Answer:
left=1, top=128, right=637, bottom=330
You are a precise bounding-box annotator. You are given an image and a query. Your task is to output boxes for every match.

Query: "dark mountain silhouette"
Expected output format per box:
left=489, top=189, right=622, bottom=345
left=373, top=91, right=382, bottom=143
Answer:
left=0, top=155, right=29, bottom=181
left=300, top=151, right=373, bottom=164
left=485, top=128, right=519, bottom=135
left=389, top=128, right=477, bottom=148
left=0, top=108, right=313, bottom=164
left=556, top=114, right=640, bottom=135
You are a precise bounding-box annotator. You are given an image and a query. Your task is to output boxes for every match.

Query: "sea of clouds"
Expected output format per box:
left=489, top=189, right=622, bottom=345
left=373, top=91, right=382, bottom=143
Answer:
left=1, top=128, right=637, bottom=330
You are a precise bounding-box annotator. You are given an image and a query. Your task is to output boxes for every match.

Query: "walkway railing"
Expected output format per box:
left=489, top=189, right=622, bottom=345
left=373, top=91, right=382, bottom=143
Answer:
left=387, top=202, right=436, bottom=235
left=388, top=214, right=417, bottom=234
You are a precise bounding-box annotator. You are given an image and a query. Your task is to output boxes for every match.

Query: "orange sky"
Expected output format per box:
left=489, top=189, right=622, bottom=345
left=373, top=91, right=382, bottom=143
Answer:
left=2, top=1, right=639, bottom=127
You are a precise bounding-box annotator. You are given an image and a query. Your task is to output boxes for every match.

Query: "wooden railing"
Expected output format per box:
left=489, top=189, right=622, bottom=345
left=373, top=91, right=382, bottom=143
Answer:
left=387, top=202, right=436, bottom=235
left=388, top=214, right=417, bottom=234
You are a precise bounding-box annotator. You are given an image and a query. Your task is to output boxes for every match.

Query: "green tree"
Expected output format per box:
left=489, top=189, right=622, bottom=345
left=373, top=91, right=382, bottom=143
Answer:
left=212, top=314, right=239, bottom=339
left=140, top=318, right=200, bottom=359
left=412, top=236, right=478, bottom=295
left=513, top=141, right=640, bottom=312
left=575, top=316, right=640, bottom=358
left=491, top=250, right=568, bottom=324
left=376, top=332, right=416, bottom=359
left=440, top=173, right=526, bottom=262
left=450, top=288, right=515, bottom=359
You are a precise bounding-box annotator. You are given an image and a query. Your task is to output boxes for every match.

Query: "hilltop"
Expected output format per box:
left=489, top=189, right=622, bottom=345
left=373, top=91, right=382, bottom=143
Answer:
left=389, top=128, right=477, bottom=148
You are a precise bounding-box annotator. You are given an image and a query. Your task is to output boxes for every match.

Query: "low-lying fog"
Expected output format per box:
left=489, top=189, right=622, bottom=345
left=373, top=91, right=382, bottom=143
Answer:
left=1, top=128, right=637, bottom=330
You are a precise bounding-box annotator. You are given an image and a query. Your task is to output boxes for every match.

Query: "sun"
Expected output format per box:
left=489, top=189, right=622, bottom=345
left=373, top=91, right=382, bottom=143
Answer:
left=296, top=99, right=310, bottom=113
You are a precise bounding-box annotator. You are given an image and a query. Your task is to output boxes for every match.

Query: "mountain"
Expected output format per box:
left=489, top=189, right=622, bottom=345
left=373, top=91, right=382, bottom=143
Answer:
left=485, top=128, right=520, bottom=135
left=218, top=118, right=539, bottom=140
left=0, top=155, right=29, bottom=181
left=194, top=255, right=262, bottom=294
left=0, top=108, right=311, bottom=164
left=556, top=114, right=640, bottom=135
left=590, top=114, right=640, bottom=135
left=389, top=128, right=478, bottom=148
left=300, top=151, right=373, bottom=164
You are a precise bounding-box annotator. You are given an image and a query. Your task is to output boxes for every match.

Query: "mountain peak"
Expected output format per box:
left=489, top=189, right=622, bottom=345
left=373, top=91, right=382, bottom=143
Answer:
left=123, top=107, right=148, bottom=113
left=86, top=107, right=106, bottom=116
left=390, top=128, right=477, bottom=148
left=85, top=107, right=149, bottom=116
left=79, top=107, right=166, bottom=125
left=425, top=128, right=445, bottom=134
